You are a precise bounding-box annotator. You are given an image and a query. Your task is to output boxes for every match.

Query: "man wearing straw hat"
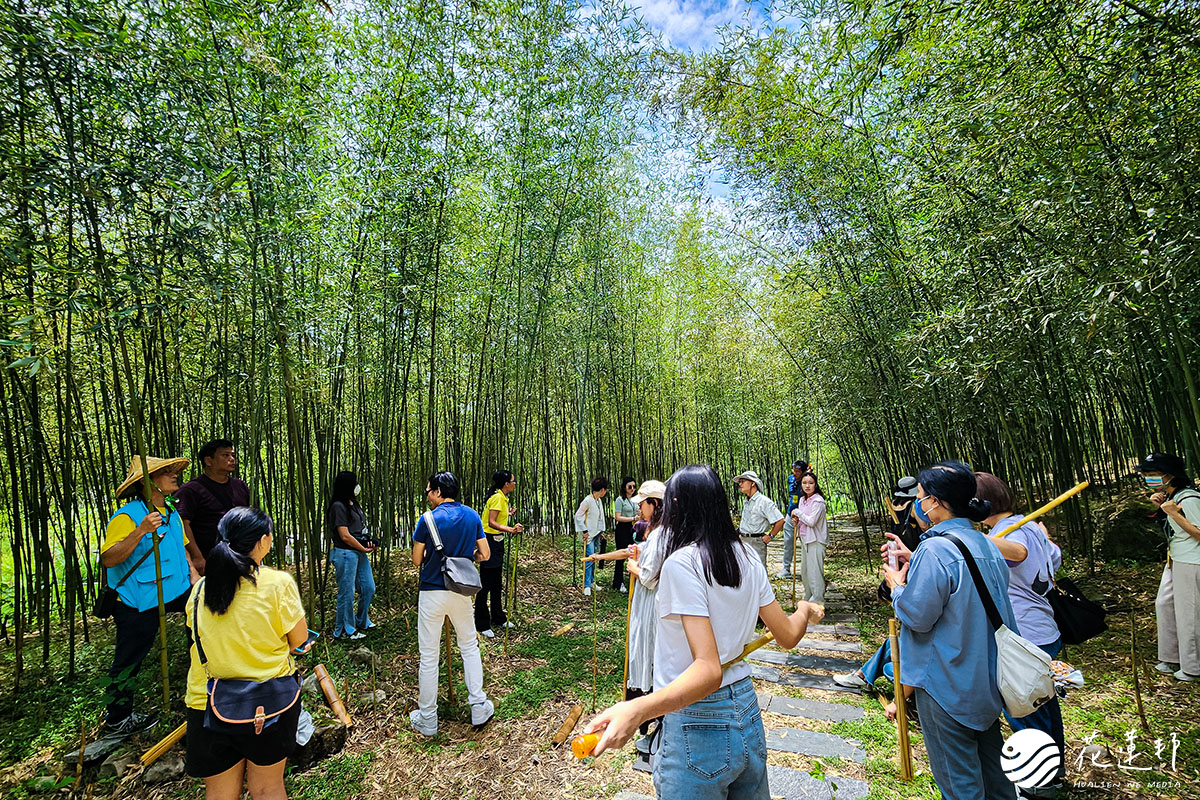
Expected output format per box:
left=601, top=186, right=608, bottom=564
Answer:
left=734, top=469, right=785, bottom=567
left=99, top=455, right=198, bottom=736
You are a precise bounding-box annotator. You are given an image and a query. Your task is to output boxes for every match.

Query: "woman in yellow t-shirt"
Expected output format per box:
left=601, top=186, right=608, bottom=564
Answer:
left=475, top=470, right=523, bottom=637
left=184, top=507, right=311, bottom=797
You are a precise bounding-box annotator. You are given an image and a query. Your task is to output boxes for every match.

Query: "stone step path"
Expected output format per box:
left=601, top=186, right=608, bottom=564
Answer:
left=798, top=623, right=860, bottom=637
left=751, top=663, right=862, bottom=693
left=758, top=692, right=865, bottom=723
left=766, top=728, right=866, bottom=762
left=749, top=650, right=863, bottom=673
left=770, top=638, right=862, bottom=654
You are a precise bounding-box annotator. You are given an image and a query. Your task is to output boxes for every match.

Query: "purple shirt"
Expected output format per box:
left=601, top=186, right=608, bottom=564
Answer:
left=992, top=515, right=1062, bottom=647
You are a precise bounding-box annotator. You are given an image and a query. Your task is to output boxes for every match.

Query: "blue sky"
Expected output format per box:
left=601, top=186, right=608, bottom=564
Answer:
left=631, top=0, right=773, bottom=52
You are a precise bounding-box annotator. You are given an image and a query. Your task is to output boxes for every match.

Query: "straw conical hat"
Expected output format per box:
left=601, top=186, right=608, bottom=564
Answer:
left=116, top=456, right=190, bottom=497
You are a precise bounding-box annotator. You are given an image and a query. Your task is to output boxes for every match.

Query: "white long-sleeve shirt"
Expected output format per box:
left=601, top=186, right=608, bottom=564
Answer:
left=573, top=494, right=606, bottom=540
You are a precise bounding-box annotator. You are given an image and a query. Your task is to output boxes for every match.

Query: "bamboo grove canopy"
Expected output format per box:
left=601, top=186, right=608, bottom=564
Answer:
left=1, top=0, right=1198, bottom=686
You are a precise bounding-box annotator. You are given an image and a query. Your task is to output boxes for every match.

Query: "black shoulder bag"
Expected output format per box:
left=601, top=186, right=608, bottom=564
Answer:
left=193, top=578, right=302, bottom=735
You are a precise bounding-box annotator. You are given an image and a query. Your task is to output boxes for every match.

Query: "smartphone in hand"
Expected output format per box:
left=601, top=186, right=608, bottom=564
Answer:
left=293, top=629, right=319, bottom=655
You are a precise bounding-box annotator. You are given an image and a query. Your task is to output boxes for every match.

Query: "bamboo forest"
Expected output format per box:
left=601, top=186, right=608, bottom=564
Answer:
left=2, top=0, right=1199, bottom=798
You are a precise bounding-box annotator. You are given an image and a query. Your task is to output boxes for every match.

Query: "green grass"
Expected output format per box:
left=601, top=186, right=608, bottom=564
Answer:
left=287, top=750, right=375, bottom=800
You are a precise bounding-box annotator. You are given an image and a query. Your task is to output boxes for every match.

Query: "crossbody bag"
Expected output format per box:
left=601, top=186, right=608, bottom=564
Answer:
left=945, top=534, right=1056, bottom=718
left=193, top=578, right=302, bottom=735
left=423, top=510, right=482, bottom=596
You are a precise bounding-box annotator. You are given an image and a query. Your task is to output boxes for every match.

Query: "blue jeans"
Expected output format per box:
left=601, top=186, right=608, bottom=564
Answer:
left=915, top=687, right=1014, bottom=800
left=654, top=677, right=768, bottom=800
left=862, top=638, right=894, bottom=683
left=1005, top=638, right=1065, bottom=782
left=584, top=538, right=595, bottom=588
left=331, top=547, right=375, bottom=637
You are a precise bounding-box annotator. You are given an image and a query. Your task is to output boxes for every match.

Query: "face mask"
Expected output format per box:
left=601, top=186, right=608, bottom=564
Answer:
left=913, top=496, right=933, bottom=525
left=354, top=484, right=362, bottom=496
left=1144, top=476, right=1164, bottom=488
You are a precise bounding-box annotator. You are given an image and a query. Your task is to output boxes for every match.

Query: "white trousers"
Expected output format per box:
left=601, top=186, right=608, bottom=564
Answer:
left=1157, top=561, right=1200, bottom=675
left=800, top=542, right=826, bottom=604
left=416, top=589, right=487, bottom=722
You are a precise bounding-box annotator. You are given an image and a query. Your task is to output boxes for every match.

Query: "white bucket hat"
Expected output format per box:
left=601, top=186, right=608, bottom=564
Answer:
left=733, top=470, right=765, bottom=494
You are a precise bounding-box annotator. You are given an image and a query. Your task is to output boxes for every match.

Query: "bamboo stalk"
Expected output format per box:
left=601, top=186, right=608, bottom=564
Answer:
left=140, top=722, right=187, bottom=766
left=994, top=481, right=1089, bottom=538
left=889, top=618, right=913, bottom=780
left=313, top=664, right=353, bottom=727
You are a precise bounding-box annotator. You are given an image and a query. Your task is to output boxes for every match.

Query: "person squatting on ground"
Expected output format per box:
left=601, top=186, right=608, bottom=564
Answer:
left=326, top=470, right=377, bottom=640
left=476, top=469, right=522, bottom=638
left=778, top=460, right=810, bottom=579
left=974, top=471, right=1066, bottom=796
left=410, top=471, right=495, bottom=736
left=584, top=465, right=825, bottom=800
left=834, top=477, right=924, bottom=692
left=733, top=470, right=784, bottom=568
left=612, top=476, right=639, bottom=593
left=791, top=471, right=828, bottom=604
left=176, top=439, right=250, bottom=575
left=575, top=475, right=609, bottom=595
left=1137, top=452, right=1200, bottom=682
left=184, top=507, right=310, bottom=800
left=881, top=461, right=1018, bottom=800
left=100, top=455, right=198, bottom=736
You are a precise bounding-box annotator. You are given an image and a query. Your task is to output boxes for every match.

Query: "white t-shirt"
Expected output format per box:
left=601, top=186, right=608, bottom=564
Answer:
left=653, top=542, right=776, bottom=691
left=573, top=494, right=606, bottom=540
left=1168, top=489, right=1200, bottom=564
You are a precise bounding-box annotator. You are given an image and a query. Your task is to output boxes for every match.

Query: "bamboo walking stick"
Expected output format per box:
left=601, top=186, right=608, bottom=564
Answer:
left=505, top=530, right=521, bottom=656
left=721, top=632, right=775, bottom=670
left=889, top=618, right=914, bottom=780
left=590, top=578, right=598, bottom=713
left=994, top=481, right=1089, bottom=538
left=444, top=617, right=455, bottom=705
left=621, top=578, right=635, bottom=701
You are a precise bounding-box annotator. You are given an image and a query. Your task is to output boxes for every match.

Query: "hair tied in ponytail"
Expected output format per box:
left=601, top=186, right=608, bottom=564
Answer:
left=966, top=497, right=992, bottom=522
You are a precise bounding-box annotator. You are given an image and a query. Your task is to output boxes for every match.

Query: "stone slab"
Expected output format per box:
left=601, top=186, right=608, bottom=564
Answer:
left=765, top=728, right=866, bottom=762
left=62, top=733, right=128, bottom=768
left=613, top=792, right=653, bottom=800
left=769, top=671, right=864, bottom=694
left=749, top=650, right=863, bottom=673
left=758, top=693, right=866, bottom=722
left=823, top=613, right=858, bottom=624
left=780, top=639, right=863, bottom=654
left=767, top=765, right=869, bottom=800
left=750, top=663, right=783, bottom=682
left=825, top=592, right=847, bottom=601
left=805, top=624, right=860, bottom=637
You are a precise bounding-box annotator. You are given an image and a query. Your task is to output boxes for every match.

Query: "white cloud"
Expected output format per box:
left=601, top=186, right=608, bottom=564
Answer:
left=632, top=0, right=767, bottom=52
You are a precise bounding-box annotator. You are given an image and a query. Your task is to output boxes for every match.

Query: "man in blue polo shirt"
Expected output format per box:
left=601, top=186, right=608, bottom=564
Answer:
left=778, top=460, right=810, bottom=578
left=410, top=471, right=494, bottom=736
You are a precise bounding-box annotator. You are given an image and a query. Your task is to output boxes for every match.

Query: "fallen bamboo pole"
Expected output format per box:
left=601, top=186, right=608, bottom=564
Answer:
left=314, top=663, right=353, bottom=727
left=551, top=704, right=584, bottom=745
left=140, top=722, right=187, bottom=766
left=994, top=481, right=1089, bottom=538
left=889, top=618, right=913, bottom=780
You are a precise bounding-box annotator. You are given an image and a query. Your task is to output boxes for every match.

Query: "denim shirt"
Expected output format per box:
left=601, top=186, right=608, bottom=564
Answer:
left=891, top=517, right=1017, bottom=731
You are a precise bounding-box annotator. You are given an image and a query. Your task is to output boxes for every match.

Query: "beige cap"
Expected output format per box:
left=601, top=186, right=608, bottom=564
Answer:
left=631, top=479, right=666, bottom=504
left=733, top=470, right=765, bottom=493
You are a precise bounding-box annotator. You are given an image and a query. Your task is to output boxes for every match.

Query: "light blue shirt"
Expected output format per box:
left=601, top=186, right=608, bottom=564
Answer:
left=892, top=517, right=1017, bottom=731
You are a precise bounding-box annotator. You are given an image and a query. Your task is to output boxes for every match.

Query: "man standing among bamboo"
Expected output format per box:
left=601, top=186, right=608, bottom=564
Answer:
left=175, top=439, right=250, bottom=575
left=778, top=460, right=810, bottom=579
left=734, top=469, right=785, bottom=567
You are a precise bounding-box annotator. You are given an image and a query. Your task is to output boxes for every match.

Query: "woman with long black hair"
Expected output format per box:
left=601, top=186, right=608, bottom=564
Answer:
left=791, top=471, right=828, bottom=604
left=184, top=507, right=310, bottom=799
left=584, top=465, right=824, bottom=799
left=327, top=470, right=376, bottom=640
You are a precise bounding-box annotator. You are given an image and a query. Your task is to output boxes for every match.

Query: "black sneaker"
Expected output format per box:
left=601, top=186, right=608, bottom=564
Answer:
left=102, top=712, right=159, bottom=738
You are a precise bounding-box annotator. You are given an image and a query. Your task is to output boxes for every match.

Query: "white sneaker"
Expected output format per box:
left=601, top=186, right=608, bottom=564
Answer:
left=776, top=571, right=791, bottom=580
left=348, top=631, right=367, bottom=641
left=832, top=671, right=872, bottom=692
left=1156, top=661, right=1180, bottom=674
left=1173, top=670, right=1200, bottom=682
left=620, top=585, right=627, bottom=594
left=471, top=699, right=495, bottom=728
left=409, top=709, right=437, bottom=737
left=583, top=587, right=592, bottom=596
left=502, top=621, right=515, bottom=629
left=480, top=629, right=495, bottom=638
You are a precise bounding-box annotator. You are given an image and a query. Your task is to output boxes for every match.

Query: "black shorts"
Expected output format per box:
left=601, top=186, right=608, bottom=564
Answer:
left=184, top=701, right=301, bottom=777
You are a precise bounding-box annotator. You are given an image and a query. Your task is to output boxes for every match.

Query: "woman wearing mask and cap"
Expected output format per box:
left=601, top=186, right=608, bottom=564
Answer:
left=1136, top=453, right=1200, bottom=682
left=327, top=470, right=377, bottom=640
